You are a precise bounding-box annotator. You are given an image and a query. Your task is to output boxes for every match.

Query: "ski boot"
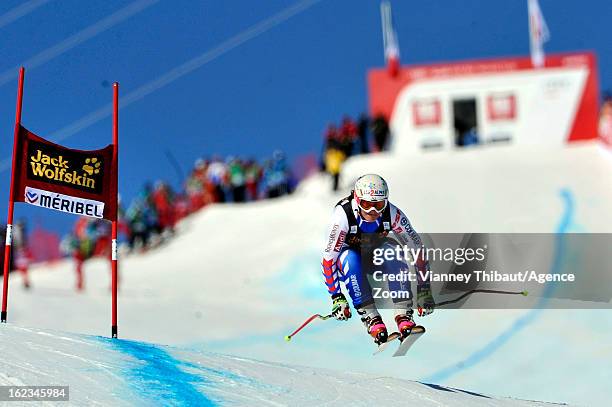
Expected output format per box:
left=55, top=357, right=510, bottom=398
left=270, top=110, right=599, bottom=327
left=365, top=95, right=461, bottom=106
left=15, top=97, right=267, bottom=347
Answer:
left=363, top=314, right=388, bottom=345
left=395, top=309, right=416, bottom=338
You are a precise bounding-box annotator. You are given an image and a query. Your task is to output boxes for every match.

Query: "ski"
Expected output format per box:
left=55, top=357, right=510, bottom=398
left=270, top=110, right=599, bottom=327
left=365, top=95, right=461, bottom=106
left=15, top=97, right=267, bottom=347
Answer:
left=373, top=331, right=402, bottom=355
left=392, top=326, right=426, bottom=357
left=373, top=326, right=426, bottom=356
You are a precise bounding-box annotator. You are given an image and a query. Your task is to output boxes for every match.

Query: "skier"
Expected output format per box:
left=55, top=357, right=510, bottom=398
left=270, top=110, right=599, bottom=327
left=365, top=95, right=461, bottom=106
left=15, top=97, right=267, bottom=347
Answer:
left=321, top=174, right=435, bottom=344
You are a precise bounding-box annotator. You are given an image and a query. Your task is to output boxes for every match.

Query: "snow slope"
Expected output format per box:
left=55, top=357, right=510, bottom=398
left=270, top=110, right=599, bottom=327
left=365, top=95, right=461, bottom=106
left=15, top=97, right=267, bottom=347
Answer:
left=0, top=324, right=571, bottom=406
left=4, top=141, right=612, bottom=405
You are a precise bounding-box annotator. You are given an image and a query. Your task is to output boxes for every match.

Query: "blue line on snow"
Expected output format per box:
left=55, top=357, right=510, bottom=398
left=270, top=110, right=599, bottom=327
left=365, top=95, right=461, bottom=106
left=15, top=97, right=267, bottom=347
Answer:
left=422, top=188, right=575, bottom=384
left=101, top=338, right=215, bottom=406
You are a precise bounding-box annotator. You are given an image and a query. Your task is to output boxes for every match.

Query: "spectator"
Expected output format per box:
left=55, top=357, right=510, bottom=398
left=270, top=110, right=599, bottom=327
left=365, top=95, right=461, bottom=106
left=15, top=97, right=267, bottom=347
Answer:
left=152, top=181, right=176, bottom=235
left=126, top=186, right=159, bottom=251
left=228, top=158, right=247, bottom=203
left=206, top=157, right=228, bottom=203
left=185, top=174, right=204, bottom=211
left=320, top=123, right=338, bottom=171
left=339, top=116, right=358, bottom=157
left=371, top=114, right=390, bottom=151
left=325, top=145, right=345, bottom=192
left=323, top=124, right=347, bottom=191
left=60, top=232, right=82, bottom=290
left=186, top=158, right=215, bottom=211
left=263, top=150, right=290, bottom=198
left=599, top=92, right=612, bottom=145
left=320, top=123, right=340, bottom=171
left=173, top=193, right=190, bottom=222
left=61, top=217, right=112, bottom=292
left=66, top=218, right=96, bottom=291
left=117, top=194, right=130, bottom=239
left=12, top=219, right=32, bottom=289
left=244, top=159, right=262, bottom=201
left=357, top=113, right=370, bottom=154
left=90, top=219, right=111, bottom=258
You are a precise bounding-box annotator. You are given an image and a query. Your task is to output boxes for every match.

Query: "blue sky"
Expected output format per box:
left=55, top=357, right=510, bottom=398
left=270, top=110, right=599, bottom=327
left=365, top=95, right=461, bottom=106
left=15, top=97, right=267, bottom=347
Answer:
left=0, top=0, right=610, bottom=234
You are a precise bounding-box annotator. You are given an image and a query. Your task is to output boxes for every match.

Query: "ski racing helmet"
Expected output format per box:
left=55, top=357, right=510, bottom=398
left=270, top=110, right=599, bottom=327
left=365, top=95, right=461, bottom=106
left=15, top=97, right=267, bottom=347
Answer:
left=353, top=174, right=389, bottom=214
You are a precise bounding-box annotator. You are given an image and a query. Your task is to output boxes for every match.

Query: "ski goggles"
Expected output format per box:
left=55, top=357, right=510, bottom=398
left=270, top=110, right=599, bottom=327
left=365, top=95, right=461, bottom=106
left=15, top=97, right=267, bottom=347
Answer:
left=357, top=199, right=387, bottom=214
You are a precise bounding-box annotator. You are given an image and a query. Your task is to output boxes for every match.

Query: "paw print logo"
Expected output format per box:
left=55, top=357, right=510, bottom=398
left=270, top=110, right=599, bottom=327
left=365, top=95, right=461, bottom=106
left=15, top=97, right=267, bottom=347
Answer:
left=82, top=157, right=101, bottom=176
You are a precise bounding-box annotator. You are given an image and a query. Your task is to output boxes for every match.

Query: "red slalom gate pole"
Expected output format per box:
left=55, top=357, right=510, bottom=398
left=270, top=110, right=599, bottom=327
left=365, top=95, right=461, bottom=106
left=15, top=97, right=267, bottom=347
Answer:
left=1, top=67, right=24, bottom=324
left=111, top=82, right=119, bottom=338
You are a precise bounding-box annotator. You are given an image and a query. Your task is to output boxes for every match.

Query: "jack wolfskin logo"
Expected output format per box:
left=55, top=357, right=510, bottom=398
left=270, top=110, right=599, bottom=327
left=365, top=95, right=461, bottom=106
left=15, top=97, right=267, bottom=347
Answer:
left=27, top=140, right=105, bottom=194
left=82, top=157, right=101, bottom=175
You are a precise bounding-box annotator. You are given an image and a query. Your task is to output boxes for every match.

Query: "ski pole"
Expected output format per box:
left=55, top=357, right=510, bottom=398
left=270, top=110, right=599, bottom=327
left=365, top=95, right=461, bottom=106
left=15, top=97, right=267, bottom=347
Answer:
left=418, top=288, right=528, bottom=316
left=284, top=313, right=332, bottom=342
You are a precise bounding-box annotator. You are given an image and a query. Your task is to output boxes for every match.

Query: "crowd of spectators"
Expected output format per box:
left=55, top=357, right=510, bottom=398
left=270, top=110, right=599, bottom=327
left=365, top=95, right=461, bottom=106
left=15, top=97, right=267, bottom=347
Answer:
left=321, top=113, right=390, bottom=191
left=53, top=151, right=294, bottom=291
left=184, top=151, right=292, bottom=210
left=122, top=150, right=292, bottom=250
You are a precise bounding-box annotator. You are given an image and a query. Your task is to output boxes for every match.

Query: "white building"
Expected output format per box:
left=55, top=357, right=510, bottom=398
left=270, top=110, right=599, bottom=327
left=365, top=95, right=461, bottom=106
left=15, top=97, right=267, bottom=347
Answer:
left=367, top=52, right=601, bottom=153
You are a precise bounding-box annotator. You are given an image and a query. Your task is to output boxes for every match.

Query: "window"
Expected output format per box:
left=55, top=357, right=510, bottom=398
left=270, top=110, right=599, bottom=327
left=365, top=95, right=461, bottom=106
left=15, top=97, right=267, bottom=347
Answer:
left=487, top=93, right=516, bottom=121
left=413, top=99, right=442, bottom=126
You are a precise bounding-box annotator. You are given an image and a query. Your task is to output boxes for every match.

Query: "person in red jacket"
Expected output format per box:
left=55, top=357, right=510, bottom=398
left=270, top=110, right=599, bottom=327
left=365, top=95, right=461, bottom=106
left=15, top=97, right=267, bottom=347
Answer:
left=339, top=116, right=358, bottom=157
left=152, top=181, right=176, bottom=233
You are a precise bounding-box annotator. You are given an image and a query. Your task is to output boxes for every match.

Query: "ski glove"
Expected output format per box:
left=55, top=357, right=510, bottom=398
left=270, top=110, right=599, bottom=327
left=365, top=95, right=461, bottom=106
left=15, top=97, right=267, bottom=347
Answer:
left=331, top=293, right=352, bottom=321
left=417, top=288, right=435, bottom=317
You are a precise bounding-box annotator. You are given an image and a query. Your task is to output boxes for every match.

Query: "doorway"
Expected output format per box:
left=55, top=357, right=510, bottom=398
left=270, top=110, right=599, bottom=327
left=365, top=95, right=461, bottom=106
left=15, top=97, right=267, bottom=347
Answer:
left=453, top=99, right=479, bottom=147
